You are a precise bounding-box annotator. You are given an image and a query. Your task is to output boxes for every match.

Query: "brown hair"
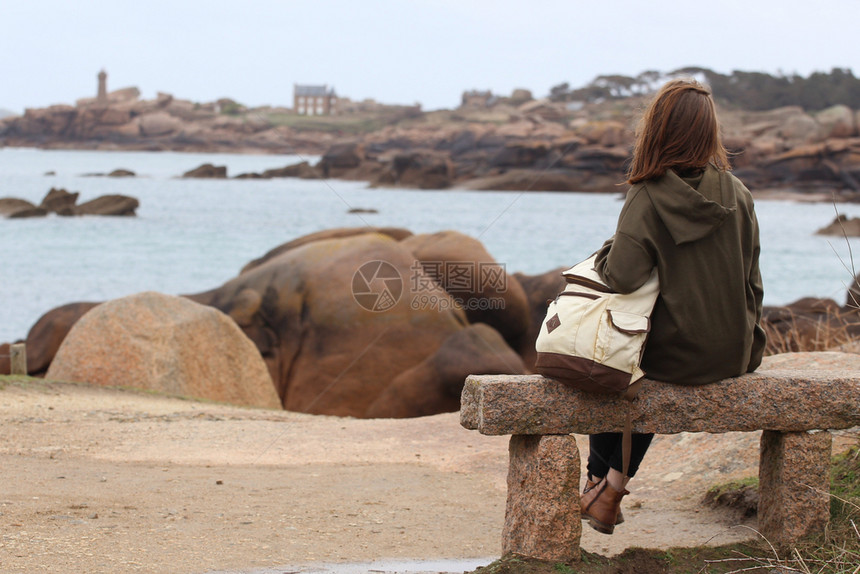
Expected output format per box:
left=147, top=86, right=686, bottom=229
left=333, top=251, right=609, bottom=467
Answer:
left=627, top=79, right=730, bottom=184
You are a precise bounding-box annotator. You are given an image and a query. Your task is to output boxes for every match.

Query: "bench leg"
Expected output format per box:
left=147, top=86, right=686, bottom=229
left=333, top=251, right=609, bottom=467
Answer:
left=759, top=429, right=832, bottom=550
left=502, top=434, right=581, bottom=562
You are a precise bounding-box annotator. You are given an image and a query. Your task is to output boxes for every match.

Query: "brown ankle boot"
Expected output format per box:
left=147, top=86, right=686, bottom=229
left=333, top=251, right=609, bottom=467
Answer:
left=582, top=477, right=624, bottom=525
left=580, top=478, right=629, bottom=535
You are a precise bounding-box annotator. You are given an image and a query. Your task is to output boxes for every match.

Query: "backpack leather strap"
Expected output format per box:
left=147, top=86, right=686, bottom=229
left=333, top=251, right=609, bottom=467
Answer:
left=620, top=380, right=642, bottom=477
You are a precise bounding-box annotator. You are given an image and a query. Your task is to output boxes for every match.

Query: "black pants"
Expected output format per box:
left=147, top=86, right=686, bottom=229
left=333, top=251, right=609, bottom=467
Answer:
left=587, top=432, right=654, bottom=479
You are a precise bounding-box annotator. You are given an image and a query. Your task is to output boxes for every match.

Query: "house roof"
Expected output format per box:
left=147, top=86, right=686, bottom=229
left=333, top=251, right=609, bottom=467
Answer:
left=295, top=84, right=335, bottom=97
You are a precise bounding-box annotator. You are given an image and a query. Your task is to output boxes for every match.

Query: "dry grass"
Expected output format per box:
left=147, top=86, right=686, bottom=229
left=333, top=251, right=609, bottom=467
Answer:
left=763, top=305, right=860, bottom=355
left=703, top=447, right=860, bottom=574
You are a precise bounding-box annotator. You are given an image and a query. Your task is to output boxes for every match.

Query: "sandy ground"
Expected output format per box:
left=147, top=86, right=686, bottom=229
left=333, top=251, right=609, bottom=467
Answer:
left=1, top=377, right=856, bottom=574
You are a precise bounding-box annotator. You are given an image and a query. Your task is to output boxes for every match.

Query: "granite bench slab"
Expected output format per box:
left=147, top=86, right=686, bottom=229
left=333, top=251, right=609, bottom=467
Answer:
left=460, top=352, right=860, bottom=562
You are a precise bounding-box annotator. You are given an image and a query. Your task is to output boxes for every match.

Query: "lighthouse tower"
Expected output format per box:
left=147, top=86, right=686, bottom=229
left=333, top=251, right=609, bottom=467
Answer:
left=97, top=69, right=107, bottom=102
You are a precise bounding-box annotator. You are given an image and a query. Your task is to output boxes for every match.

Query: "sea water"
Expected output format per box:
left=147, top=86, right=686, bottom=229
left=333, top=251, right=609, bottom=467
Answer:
left=2, top=147, right=860, bottom=342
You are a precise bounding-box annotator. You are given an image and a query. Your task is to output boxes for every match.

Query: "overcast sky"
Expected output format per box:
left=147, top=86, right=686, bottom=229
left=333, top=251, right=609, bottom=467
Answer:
left=1, top=0, right=858, bottom=114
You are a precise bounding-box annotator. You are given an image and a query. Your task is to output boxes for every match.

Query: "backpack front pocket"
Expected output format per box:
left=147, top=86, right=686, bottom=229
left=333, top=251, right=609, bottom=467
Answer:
left=600, top=309, right=651, bottom=373
left=607, top=310, right=650, bottom=335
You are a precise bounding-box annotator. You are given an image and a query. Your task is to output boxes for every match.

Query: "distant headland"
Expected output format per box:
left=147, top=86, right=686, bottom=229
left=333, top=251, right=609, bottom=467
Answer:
left=1, top=68, right=859, bottom=196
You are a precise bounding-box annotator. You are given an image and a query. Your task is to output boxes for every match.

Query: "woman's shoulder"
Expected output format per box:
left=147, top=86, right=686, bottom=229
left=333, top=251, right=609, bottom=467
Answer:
left=723, top=169, right=751, bottom=191
left=722, top=169, right=756, bottom=207
left=618, top=181, right=656, bottom=217
left=623, top=180, right=652, bottom=204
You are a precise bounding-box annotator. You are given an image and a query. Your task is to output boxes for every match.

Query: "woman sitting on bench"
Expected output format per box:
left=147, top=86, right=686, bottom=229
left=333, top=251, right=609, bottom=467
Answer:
left=579, top=79, right=767, bottom=535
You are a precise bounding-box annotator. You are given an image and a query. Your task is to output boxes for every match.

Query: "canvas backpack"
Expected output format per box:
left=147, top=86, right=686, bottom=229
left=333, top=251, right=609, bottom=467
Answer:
left=535, top=253, right=659, bottom=393
left=534, top=253, right=659, bottom=477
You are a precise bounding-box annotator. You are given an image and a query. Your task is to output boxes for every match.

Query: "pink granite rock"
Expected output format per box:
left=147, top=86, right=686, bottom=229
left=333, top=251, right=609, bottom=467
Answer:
left=462, top=352, right=855, bottom=556
left=759, top=430, right=832, bottom=550
left=46, top=292, right=281, bottom=409
left=461, top=353, right=860, bottom=435
left=138, top=111, right=182, bottom=136
left=503, top=434, right=581, bottom=562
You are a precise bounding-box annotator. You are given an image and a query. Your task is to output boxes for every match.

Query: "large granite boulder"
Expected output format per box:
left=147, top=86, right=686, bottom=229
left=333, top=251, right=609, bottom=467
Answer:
left=98, top=108, right=133, bottom=126
left=46, top=292, right=280, bottom=409
left=239, top=227, right=413, bottom=274
left=365, top=323, right=525, bottom=417
left=108, top=87, right=141, bottom=103
left=166, top=99, right=210, bottom=121
left=815, top=105, right=857, bottom=139
left=318, top=142, right=365, bottom=178
left=376, top=151, right=454, bottom=189
left=13, top=302, right=101, bottom=375
left=401, top=230, right=531, bottom=346
left=574, top=120, right=629, bottom=147
left=192, top=232, right=526, bottom=417
left=780, top=112, right=822, bottom=145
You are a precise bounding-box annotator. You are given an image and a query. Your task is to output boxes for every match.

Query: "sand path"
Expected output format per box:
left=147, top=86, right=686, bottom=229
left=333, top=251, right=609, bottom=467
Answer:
left=1, top=378, right=855, bottom=573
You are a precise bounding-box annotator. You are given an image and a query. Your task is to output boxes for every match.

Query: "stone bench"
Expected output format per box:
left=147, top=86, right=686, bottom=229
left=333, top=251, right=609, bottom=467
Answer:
left=460, top=352, right=860, bottom=562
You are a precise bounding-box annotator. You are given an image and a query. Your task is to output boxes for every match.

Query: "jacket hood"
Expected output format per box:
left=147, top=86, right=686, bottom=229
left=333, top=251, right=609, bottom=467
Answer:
left=645, top=165, right=737, bottom=245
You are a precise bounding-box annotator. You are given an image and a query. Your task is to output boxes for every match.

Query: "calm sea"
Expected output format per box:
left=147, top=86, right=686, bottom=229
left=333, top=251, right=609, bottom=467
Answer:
left=2, top=147, right=859, bottom=342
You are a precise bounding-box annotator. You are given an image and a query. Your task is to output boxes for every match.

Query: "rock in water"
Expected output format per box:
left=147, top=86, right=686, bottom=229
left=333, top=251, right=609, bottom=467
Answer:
left=0, top=197, right=39, bottom=217
left=7, top=208, right=48, bottom=218
left=182, top=163, right=227, bottom=178
left=815, top=214, right=860, bottom=236
left=75, top=194, right=139, bottom=216
left=46, top=292, right=281, bottom=409
left=40, top=187, right=79, bottom=214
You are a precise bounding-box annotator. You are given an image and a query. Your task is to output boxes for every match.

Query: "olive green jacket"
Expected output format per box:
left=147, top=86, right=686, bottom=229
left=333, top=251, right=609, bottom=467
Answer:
left=594, top=165, right=766, bottom=385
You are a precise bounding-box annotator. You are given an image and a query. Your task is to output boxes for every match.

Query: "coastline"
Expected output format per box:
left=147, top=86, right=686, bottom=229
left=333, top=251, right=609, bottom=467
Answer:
left=2, top=143, right=856, bottom=202
left=3, top=92, right=859, bottom=196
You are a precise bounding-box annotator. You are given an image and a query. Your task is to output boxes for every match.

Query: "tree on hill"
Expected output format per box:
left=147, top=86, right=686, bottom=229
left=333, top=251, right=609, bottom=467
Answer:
left=551, top=67, right=860, bottom=111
